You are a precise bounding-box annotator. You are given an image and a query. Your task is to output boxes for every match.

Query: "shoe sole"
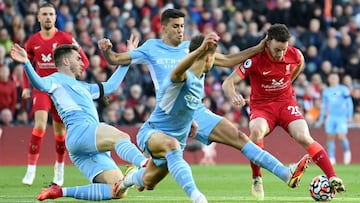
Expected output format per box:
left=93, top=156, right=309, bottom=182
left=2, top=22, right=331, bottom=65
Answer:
left=288, top=154, right=311, bottom=188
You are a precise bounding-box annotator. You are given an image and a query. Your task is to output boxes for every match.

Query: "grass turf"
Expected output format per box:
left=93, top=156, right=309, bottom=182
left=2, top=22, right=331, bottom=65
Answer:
left=0, top=163, right=359, bottom=202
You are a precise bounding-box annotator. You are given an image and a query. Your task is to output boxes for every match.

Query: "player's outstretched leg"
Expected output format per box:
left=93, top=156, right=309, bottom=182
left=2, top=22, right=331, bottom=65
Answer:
left=287, top=154, right=311, bottom=188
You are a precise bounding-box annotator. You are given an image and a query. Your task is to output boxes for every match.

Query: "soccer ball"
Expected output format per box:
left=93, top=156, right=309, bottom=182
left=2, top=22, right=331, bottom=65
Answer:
left=309, top=175, right=335, bottom=201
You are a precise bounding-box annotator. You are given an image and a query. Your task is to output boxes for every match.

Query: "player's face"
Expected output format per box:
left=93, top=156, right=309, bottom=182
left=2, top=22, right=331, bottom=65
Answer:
left=328, top=73, right=339, bottom=86
left=38, top=7, right=56, bottom=30
left=267, top=39, right=288, bottom=61
left=69, top=50, right=84, bottom=79
left=162, top=17, right=185, bottom=47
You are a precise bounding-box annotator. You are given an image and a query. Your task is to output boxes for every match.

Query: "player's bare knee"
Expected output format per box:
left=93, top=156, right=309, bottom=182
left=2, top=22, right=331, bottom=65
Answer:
left=164, top=138, right=181, bottom=150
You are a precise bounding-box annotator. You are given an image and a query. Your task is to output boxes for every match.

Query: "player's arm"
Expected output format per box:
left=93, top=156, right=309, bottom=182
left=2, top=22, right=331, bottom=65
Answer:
left=22, top=41, right=34, bottom=99
left=222, top=69, right=247, bottom=106
left=101, top=65, right=130, bottom=95
left=291, top=49, right=305, bottom=82
left=171, top=33, right=218, bottom=82
left=10, top=44, right=50, bottom=92
left=98, top=38, right=133, bottom=65
left=214, top=36, right=266, bottom=67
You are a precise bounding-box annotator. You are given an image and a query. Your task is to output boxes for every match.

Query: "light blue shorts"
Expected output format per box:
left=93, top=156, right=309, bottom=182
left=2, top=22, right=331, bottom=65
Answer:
left=325, top=117, right=348, bottom=135
left=137, top=122, right=189, bottom=168
left=66, top=120, right=118, bottom=182
left=193, top=104, right=223, bottom=145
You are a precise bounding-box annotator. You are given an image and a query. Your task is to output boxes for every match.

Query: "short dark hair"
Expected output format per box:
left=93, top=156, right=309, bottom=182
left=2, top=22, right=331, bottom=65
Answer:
left=160, top=9, right=185, bottom=25
left=267, top=23, right=291, bottom=42
left=39, top=2, right=56, bottom=10
left=189, top=35, right=217, bottom=58
left=53, top=44, right=79, bottom=67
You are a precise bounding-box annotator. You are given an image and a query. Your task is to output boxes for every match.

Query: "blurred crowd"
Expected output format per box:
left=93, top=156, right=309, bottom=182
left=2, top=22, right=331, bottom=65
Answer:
left=1, top=0, right=360, bottom=129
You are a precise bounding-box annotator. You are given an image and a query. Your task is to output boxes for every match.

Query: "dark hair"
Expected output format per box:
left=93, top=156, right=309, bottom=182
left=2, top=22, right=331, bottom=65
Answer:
left=267, top=24, right=291, bottom=42
left=53, top=44, right=79, bottom=67
left=160, top=9, right=185, bottom=25
left=189, top=35, right=217, bottom=58
left=39, top=2, right=56, bottom=10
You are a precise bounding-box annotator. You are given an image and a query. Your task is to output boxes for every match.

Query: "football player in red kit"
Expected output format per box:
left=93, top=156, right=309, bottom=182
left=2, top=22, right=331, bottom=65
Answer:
left=21, top=2, right=89, bottom=186
left=222, top=24, right=345, bottom=200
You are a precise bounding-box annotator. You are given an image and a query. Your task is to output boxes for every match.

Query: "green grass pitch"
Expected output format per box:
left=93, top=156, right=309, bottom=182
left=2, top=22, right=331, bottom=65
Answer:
left=0, top=164, right=359, bottom=202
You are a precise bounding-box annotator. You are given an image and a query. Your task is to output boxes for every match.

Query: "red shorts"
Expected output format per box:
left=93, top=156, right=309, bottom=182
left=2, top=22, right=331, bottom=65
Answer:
left=249, top=99, right=304, bottom=134
left=32, top=90, right=63, bottom=123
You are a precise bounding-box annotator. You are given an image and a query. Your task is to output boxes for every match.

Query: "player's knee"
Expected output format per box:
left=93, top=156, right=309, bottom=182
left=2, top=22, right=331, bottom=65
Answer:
left=164, top=138, right=181, bottom=150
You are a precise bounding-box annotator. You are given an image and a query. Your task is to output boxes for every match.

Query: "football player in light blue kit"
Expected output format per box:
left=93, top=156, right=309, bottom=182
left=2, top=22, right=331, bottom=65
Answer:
left=113, top=33, right=311, bottom=203
left=98, top=9, right=309, bottom=194
left=10, top=44, right=148, bottom=201
left=317, top=72, right=353, bottom=165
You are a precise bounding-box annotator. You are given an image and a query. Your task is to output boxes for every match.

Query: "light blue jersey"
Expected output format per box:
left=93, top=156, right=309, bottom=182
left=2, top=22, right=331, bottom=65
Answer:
left=130, top=39, right=190, bottom=91
left=138, top=71, right=204, bottom=152
left=319, top=84, right=354, bottom=134
left=130, top=39, right=222, bottom=145
left=24, top=60, right=130, bottom=181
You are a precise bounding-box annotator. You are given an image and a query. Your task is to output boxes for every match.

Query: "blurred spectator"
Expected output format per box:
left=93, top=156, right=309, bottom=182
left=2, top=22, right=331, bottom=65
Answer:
left=14, top=108, right=30, bottom=126
left=127, top=84, right=143, bottom=108
left=294, top=73, right=310, bottom=103
left=305, top=98, right=322, bottom=127
left=299, top=18, right=325, bottom=50
left=0, top=108, right=13, bottom=126
left=0, top=27, right=13, bottom=54
left=304, top=45, right=322, bottom=78
left=118, top=106, right=141, bottom=127
left=0, top=45, right=11, bottom=67
left=345, top=54, right=360, bottom=83
left=0, top=64, right=17, bottom=115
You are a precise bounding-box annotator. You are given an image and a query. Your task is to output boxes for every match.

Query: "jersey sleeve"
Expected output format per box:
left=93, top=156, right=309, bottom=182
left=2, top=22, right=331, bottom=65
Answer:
left=129, top=40, right=151, bottom=64
left=24, top=60, right=54, bottom=93
left=235, top=58, right=253, bottom=79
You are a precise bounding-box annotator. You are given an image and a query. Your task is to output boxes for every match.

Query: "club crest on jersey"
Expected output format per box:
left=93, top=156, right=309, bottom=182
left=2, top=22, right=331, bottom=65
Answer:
left=52, top=42, right=58, bottom=50
left=41, top=53, right=52, bottom=62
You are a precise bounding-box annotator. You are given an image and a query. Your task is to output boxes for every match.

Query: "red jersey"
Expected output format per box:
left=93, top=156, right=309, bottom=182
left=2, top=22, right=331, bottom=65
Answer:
left=23, top=30, right=89, bottom=89
left=236, top=46, right=302, bottom=104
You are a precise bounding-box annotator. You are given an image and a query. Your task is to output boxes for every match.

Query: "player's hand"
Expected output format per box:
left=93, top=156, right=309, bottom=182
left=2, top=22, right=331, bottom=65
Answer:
left=201, top=32, right=219, bottom=51
left=126, top=33, right=139, bottom=51
left=231, top=94, right=247, bottom=107
left=98, top=38, right=113, bottom=52
left=22, top=88, right=31, bottom=99
left=189, top=120, right=198, bottom=138
left=256, top=35, right=268, bottom=52
left=10, top=44, right=27, bottom=63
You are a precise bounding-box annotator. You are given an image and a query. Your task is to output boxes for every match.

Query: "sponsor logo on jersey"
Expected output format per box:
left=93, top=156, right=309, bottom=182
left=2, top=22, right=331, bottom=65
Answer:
left=263, top=71, right=271, bottom=75
left=41, top=53, right=52, bottom=62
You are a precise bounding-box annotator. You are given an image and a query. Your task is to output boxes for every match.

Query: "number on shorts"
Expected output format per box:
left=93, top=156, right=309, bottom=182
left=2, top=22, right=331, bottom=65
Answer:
left=287, top=105, right=302, bottom=116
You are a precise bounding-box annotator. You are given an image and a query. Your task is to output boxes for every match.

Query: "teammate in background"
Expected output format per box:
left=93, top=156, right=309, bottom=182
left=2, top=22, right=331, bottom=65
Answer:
left=98, top=9, right=310, bottom=196
left=222, top=24, right=345, bottom=200
left=21, top=2, right=89, bottom=186
left=316, top=72, right=353, bottom=165
left=10, top=43, right=148, bottom=201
